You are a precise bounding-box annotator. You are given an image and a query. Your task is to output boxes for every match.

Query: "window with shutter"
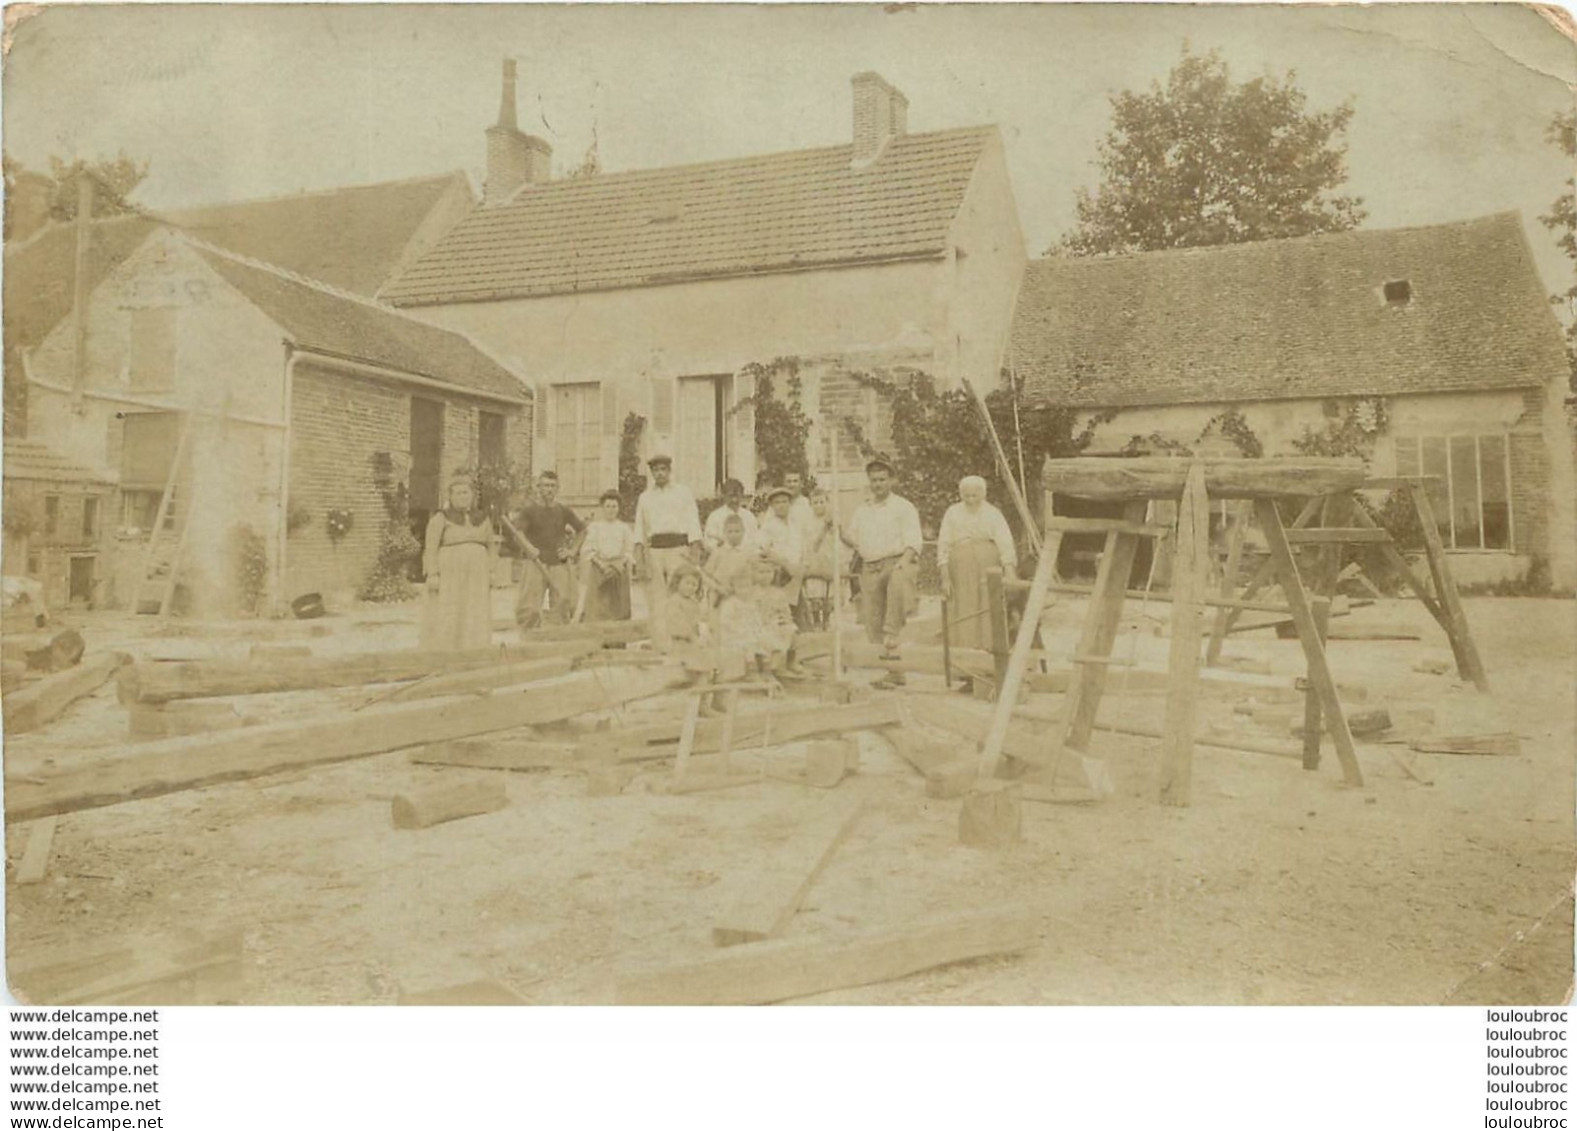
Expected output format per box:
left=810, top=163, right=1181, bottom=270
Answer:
left=552, top=383, right=603, bottom=498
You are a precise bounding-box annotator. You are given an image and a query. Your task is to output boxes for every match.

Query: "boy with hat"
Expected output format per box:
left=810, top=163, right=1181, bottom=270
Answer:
left=633, top=454, right=702, bottom=648
left=703, top=478, right=759, bottom=553
left=841, top=457, right=923, bottom=688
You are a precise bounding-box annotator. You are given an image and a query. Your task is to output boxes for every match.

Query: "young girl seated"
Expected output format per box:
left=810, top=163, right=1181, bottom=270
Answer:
left=716, top=554, right=799, bottom=684
left=658, top=563, right=712, bottom=675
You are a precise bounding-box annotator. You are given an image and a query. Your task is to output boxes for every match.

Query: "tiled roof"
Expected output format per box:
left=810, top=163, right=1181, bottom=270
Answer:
left=382, top=127, right=994, bottom=306
left=189, top=243, right=530, bottom=403
left=3, top=173, right=469, bottom=366
left=164, top=172, right=470, bottom=297
left=1008, top=212, right=1568, bottom=408
left=2, top=438, right=113, bottom=484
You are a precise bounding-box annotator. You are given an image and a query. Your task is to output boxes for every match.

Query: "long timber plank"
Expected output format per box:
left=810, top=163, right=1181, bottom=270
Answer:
left=6, top=668, right=687, bottom=822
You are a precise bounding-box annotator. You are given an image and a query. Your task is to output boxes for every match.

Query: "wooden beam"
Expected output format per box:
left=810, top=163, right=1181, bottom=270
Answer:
left=712, top=795, right=866, bottom=947
left=581, top=699, right=904, bottom=762
left=798, top=636, right=1001, bottom=680
left=1043, top=516, right=1171, bottom=538
left=5, top=667, right=688, bottom=823
left=1408, top=485, right=1490, bottom=692
left=3, top=652, right=127, bottom=734
left=1283, top=527, right=1392, bottom=544
left=375, top=657, right=576, bottom=705
left=1255, top=499, right=1363, bottom=787
left=1042, top=456, right=1366, bottom=501
left=1410, top=733, right=1521, bottom=757
left=1206, top=500, right=1249, bottom=666
left=392, top=779, right=509, bottom=829
left=1159, top=462, right=1207, bottom=806
left=409, top=737, right=581, bottom=771
left=975, top=525, right=1063, bottom=778
left=616, top=908, right=1038, bottom=1005
left=120, top=643, right=598, bottom=703
left=14, top=816, right=58, bottom=885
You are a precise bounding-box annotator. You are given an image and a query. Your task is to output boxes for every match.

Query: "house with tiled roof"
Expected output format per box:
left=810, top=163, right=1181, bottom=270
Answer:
left=3, top=171, right=475, bottom=436
left=2, top=439, right=115, bottom=610
left=23, top=226, right=532, bottom=614
left=1008, top=213, right=1576, bottom=589
left=384, top=66, right=1026, bottom=504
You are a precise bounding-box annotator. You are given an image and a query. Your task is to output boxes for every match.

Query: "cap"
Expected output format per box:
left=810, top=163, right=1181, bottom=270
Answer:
left=865, top=457, right=895, bottom=476
left=647, top=453, right=673, bottom=468
left=767, top=486, right=793, bottom=502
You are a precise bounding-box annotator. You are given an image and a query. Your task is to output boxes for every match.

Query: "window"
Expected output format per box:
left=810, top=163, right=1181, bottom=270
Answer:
left=552, top=383, right=603, bottom=498
left=478, top=411, right=507, bottom=470
left=120, top=412, right=181, bottom=491
left=43, top=495, right=59, bottom=536
left=1394, top=435, right=1511, bottom=550
left=128, top=307, right=177, bottom=392
left=82, top=496, right=99, bottom=540
left=1383, top=280, right=1412, bottom=306
left=121, top=487, right=176, bottom=533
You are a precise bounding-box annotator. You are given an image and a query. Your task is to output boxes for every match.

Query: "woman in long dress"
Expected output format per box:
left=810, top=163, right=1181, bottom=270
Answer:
left=938, top=475, right=1017, bottom=654
left=419, top=478, right=495, bottom=651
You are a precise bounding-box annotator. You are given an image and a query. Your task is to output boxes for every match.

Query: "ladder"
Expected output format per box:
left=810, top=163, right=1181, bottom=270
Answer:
left=131, top=411, right=195, bottom=615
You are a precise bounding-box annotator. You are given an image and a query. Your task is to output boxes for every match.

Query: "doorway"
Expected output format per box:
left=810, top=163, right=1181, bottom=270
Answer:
left=68, top=555, right=96, bottom=607
left=676, top=375, right=729, bottom=496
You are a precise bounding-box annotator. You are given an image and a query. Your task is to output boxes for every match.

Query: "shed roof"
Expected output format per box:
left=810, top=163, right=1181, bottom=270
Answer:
left=382, top=126, right=994, bottom=306
left=189, top=243, right=530, bottom=403
left=1008, top=212, right=1567, bottom=408
left=2, top=438, right=113, bottom=484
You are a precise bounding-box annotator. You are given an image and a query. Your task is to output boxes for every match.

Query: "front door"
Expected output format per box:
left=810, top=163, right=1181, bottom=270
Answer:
left=68, top=555, right=95, bottom=606
left=676, top=375, right=727, bottom=496
left=410, top=398, right=445, bottom=514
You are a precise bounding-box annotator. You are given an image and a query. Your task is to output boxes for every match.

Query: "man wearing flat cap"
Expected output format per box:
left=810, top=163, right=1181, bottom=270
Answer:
left=633, top=454, right=702, bottom=648
left=841, top=457, right=923, bottom=688
left=756, top=484, right=804, bottom=595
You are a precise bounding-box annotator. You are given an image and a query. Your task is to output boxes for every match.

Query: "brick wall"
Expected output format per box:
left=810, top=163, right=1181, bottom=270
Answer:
left=1510, top=388, right=1550, bottom=562
left=284, top=362, right=532, bottom=603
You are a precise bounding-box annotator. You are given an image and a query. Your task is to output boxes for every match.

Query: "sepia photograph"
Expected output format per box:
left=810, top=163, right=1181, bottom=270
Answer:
left=1, top=1, right=1573, bottom=1016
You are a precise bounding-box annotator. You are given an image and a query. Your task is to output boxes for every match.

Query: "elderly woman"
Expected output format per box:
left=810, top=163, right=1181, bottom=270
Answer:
left=419, top=477, right=496, bottom=652
left=937, top=475, right=1017, bottom=652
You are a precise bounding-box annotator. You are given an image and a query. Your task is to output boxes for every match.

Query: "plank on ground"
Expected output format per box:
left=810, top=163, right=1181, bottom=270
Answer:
left=14, top=816, right=58, bottom=885
left=120, top=643, right=600, bottom=704
left=581, top=699, right=903, bottom=762
left=375, top=657, right=576, bottom=704
left=392, top=779, right=509, bottom=829
left=3, top=652, right=128, bottom=735
left=617, top=908, right=1038, bottom=1005
left=712, top=795, right=866, bottom=947
left=5, top=667, right=687, bottom=823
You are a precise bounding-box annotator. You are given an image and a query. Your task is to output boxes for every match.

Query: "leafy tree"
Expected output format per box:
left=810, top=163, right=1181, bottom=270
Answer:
left=1538, top=110, right=1577, bottom=401
left=2, top=151, right=149, bottom=231
left=1060, top=46, right=1365, bottom=256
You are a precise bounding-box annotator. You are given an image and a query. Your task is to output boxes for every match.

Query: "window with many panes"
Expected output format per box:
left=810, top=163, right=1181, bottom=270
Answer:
left=1394, top=435, right=1512, bottom=550
left=551, top=383, right=603, bottom=498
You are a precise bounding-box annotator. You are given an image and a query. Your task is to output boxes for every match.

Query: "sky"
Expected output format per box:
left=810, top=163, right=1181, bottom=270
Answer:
left=4, top=3, right=1576, bottom=293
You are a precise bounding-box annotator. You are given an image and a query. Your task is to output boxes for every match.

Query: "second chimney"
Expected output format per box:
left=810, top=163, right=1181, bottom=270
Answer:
left=851, top=72, right=908, bottom=167
left=485, top=59, right=553, bottom=207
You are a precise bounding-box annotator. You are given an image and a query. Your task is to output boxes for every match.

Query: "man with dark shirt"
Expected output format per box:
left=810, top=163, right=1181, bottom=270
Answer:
left=508, top=470, right=585, bottom=630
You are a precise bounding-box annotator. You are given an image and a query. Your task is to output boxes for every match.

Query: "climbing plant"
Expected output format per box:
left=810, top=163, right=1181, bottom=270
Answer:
left=1289, top=397, right=1389, bottom=458
left=358, top=451, right=420, bottom=602
left=732, top=358, right=814, bottom=487
left=841, top=369, right=1107, bottom=543
left=227, top=523, right=269, bottom=616
left=618, top=411, right=648, bottom=522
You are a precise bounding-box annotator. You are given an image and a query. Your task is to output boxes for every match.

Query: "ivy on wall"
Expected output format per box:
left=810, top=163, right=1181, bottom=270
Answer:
left=617, top=412, right=648, bottom=522
left=732, top=357, right=814, bottom=488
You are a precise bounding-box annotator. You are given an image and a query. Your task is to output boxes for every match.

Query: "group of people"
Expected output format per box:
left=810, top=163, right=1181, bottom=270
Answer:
left=418, top=455, right=1020, bottom=693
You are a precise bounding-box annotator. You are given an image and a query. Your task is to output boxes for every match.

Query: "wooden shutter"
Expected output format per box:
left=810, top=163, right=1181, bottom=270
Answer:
left=651, top=378, right=674, bottom=435
left=603, top=382, right=620, bottom=436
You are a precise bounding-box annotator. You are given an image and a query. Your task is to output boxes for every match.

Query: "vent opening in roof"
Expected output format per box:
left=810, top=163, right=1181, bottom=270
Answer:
left=1383, top=279, right=1412, bottom=306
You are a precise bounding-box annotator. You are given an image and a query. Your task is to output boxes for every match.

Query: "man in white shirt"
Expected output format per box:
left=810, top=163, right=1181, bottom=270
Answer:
left=703, top=478, right=759, bottom=552
left=841, top=457, right=923, bottom=688
left=783, top=470, right=815, bottom=535
left=633, top=454, right=702, bottom=647
left=757, top=485, right=803, bottom=592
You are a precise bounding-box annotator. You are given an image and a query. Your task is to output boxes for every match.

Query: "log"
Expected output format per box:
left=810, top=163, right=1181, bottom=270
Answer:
left=14, top=816, right=58, bottom=885
left=1410, top=733, right=1521, bottom=757
left=127, top=700, right=248, bottom=740
left=373, top=657, right=576, bottom=705
left=804, top=739, right=855, bottom=788
left=9, top=930, right=244, bottom=1006
left=16, top=628, right=85, bottom=672
left=120, top=643, right=601, bottom=704
left=1042, top=456, right=1367, bottom=501
left=958, top=781, right=1023, bottom=848
left=617, top=908, right=1038, bottom=1005
left=712, top=795, right=866, bottom=947
left=581, top=699, right=903, bottom=762
left=397, top=980, right=526, bottom=1006
left=5, top=667, right=688, bottom=823
left=410, top=737, right=581, bottom=772
left=3, top=652, right=127, bottom=735
left=392, top=779, right=509, bottom=829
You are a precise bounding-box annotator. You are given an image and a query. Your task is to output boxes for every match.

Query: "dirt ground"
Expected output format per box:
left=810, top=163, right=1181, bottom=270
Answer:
left=4, top=591, right=1573, bottom=1006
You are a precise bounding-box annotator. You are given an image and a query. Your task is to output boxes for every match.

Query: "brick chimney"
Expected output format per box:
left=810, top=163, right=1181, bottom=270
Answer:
left=484, top=59, right=552, bottom=207
left=851, top=72, right=908, bottom=167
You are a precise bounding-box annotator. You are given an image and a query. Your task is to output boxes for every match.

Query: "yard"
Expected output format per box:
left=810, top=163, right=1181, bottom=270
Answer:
left=4, top=592, right=1572, bottom=1006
